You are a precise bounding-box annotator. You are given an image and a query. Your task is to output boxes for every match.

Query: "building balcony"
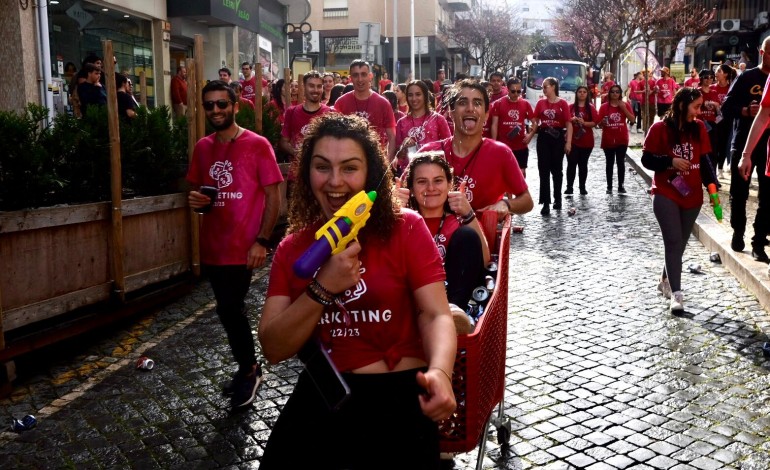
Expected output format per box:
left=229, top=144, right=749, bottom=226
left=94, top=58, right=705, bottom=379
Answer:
left=442, top=0, right=472, bottom=13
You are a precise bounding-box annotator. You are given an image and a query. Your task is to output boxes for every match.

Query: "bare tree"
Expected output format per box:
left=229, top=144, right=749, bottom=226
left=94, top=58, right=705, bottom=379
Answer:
left=554, top=0, right=714, bottom=130
left=554, top=0, right=714, bottom=74
left=447, top=0, right=524, bottom=77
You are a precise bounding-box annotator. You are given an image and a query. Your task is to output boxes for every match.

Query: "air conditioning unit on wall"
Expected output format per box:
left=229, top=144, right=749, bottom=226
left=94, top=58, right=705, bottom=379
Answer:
left=721, top=19, right=740, bottom=32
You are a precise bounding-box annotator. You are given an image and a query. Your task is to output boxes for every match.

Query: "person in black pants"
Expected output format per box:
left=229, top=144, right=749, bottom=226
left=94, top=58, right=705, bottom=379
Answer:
left=566, top=86, right=598, bottom=195
left=531, top=77, right=573, bottom=215
left=721, top=36, right=770, bottom=261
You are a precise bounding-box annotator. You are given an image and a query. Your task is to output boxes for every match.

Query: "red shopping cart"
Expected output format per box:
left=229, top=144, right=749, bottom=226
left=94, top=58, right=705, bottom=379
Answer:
left=439, top=212, right=512, bottom=469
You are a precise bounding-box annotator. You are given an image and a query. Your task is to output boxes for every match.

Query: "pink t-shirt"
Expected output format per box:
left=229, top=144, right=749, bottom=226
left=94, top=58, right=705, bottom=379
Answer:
left=334, top=91, right=396, bottom=147
left=419, top=138, right=528, bottom=210
left=186, top=131, right=284, bottom=265
left=645, top=79, right=657, bottom=104
left=534, top=98, right=571, bottom=129
left=267, top=209, right=445, bottom=372
left=598, top=101, right=633, bottom=148
left=645, top=120, right=711, bottom=209
left=395, top=111, right=451, bottom=149
left=697, top=88, right=720, bottom=122
left=570, top=103, right=597, bottom=149
left=489, top=97, right=534, bottom=151
left=281, top=104, right=332, bottom=150
left=240, top=76, right=257, bottom=104
left=656, top=77, right=679, bottom=104
left=424, top=214, right=461, bottom=261
left=684, top=77, right=700, bottom=87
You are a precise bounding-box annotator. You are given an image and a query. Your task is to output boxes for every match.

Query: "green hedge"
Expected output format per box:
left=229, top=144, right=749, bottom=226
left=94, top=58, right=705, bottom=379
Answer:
left=0, top=101, right=282, bottom=211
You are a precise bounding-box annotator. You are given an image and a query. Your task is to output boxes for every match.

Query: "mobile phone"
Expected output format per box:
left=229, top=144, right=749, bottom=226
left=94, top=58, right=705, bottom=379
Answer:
left=668, top=174, right=691, bottom=197
left=195, top=185, right=219, bottom=214
left=298, top=338, right=351, bottom=412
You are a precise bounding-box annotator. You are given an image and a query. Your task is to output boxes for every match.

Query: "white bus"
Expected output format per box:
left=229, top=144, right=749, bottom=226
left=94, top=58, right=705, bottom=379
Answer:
left=523, top=60, right=588, bottom=108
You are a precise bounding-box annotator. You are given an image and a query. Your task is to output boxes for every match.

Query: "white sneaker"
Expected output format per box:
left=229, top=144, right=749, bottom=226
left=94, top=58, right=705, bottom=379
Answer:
left=657, top=279, right=672, bottom=299
left=670, top=291, right=684, bottom=312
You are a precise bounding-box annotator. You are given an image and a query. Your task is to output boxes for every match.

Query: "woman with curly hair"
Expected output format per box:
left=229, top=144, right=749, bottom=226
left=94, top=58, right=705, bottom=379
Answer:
left=641, top=87, right=717, bottom=313
left=258, top=113, right=456, bottom=469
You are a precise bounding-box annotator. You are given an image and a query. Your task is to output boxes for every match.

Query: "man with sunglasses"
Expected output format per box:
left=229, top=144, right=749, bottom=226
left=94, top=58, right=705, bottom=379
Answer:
left=490, top=77, right=535, bottom=178
left=187, top=80, right=284, bottom=409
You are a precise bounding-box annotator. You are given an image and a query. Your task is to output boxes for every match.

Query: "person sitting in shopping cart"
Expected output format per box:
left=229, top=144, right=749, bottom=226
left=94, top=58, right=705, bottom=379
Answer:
left=402, top=152, right=490, bottom=314
left=258, top=113, right=457, bottom=469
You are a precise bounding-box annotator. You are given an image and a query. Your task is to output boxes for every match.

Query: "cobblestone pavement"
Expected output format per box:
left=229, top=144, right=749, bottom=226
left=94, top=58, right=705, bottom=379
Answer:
left=1, top=142, right=770, bottom=469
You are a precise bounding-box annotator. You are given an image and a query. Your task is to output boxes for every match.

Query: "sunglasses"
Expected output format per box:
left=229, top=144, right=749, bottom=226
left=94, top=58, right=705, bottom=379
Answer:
left=203, top=99, right=232, bottom=111
left=509, top=89, right=521, bottom=94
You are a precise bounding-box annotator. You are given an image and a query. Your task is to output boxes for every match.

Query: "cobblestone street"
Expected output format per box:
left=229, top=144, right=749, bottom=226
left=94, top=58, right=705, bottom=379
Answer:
left=1, top=144, right=770, bottom=469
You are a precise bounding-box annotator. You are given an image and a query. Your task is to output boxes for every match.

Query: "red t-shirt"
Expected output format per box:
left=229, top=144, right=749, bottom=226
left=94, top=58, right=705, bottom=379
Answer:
left=186, top=131, right=284, bottom=265
left=238, top=98, right=255, bottom=110
left=656, top=77, right=678, bottom=104
left=395, top=111, right=451, bottom=149
left=644, top=79, right=657, bottom=104
left=419, top=138, right=528, bottom=210
left=489, top=89, right=506, bottom=104
left=378, top=79, right=392, bottom=94
left=628, top=80, right=640, bottom=102
left=697, top=88, right=720, bottom=122
left=334, top=92, right=396, bottom=147
left=240, top=76, right=257, bottom=104
left=570, top=103, right=597, bottom=149
left=267, top=209, right=445, bottom=372
left=598, top=101, right=633, bottom=148
left=424, top=214, right=461, bottom=261
left=489, top=97, right=534, bottom=151
left=684, top=77, right=700, bottom=87
left=712, top=83, right=730, bottom=105
left=644, top=120, right=711, bottom=209
left=601, top=80, right=615, bottom=103
left=534, top=98, right=571, bottom=129
left=170, top=76, right=187, bottom=105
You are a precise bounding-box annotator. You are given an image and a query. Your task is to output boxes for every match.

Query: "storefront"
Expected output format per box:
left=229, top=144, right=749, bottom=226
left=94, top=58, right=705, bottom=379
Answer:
left=46, top=0, right=166, bottom=113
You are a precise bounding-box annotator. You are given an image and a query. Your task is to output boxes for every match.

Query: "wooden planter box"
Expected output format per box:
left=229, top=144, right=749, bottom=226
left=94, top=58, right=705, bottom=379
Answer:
left=0, top=193, right=191, bottom=334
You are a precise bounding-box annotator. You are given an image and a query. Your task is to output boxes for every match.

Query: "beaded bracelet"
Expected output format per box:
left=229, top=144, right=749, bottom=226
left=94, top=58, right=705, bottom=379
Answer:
left=306, top=281, right=334, bottom=306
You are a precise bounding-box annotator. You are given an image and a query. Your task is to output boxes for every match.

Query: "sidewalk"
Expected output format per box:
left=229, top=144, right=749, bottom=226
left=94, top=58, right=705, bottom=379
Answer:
left=626, top=128, right=770, bottom=326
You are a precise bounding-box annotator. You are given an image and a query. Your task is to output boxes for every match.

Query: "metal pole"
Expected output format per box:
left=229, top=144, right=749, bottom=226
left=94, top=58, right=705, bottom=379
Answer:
left=393, top=0, right=398, bottom=81
left=410, top=0, right=415, bottom=80
left=418, top=38, right=422, bottom=80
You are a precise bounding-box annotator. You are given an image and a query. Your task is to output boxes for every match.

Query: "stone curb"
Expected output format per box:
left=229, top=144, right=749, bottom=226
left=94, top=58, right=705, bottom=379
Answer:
left=626, top=149, right=770, bottom=333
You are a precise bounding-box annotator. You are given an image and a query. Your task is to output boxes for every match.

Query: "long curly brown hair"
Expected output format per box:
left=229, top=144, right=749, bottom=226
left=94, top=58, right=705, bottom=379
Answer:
left=287, top=113, right=400, bottom=238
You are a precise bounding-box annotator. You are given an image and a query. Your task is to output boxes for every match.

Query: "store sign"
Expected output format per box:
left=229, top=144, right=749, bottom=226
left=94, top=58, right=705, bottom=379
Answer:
left=223, top=0, right=250, bottom=21
left=66, top=1, right=93, bottom=30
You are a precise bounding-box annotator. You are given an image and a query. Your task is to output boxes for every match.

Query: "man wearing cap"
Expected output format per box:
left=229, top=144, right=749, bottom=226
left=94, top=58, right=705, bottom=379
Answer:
left=655, top=67, right=678, bottom=118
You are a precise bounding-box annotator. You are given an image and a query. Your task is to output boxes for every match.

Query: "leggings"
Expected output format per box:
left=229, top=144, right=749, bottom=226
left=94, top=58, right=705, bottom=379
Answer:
left=536, top=130, right=565, bottom=205
left=261, top=368, right=439, bottom=469
left=652, top=195, right=700, bottom=293
left=445, top=226, right=485, bottom=311
left=566, top=146, right=592, bottom=191
left=604, top=146, right=627, bottom=189
left=203, top=265, right=257, bottom=372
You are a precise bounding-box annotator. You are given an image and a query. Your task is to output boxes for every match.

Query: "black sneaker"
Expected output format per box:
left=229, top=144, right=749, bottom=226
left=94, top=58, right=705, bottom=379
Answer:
left=230, top=365, right=263, bottom=408
left=606, top=188, right=612, bottom=194
left=564, top=188, right=573, bottom=195
left=731, top=233, right=745, bottom=252
left=540, top=204, right=550, bottom=216
left=580, top=188, right=588, bottom=195
left=618, top=187, right=627, bottom=194
left=752, top=247, right=770, bottom=263
left=553, top=200, right=562, bottom=210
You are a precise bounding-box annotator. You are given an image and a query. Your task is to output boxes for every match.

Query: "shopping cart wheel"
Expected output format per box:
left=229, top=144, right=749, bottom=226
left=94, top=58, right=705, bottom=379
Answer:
left=496, top=424, right=511, bottom=447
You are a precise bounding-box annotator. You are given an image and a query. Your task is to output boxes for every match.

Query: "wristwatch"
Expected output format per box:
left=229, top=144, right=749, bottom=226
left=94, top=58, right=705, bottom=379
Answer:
left=255, top=237, right=273, bottom=249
